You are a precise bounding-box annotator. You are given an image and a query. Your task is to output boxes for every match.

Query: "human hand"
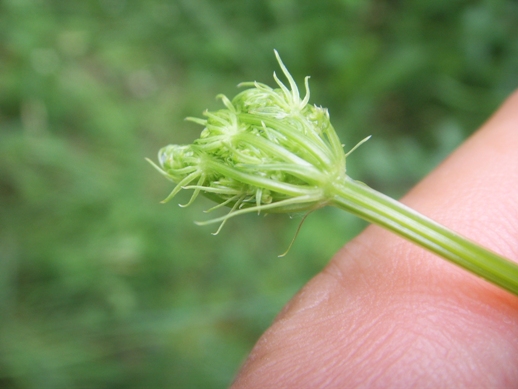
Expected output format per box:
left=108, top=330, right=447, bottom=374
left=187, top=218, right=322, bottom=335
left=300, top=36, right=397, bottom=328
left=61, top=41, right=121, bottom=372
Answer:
left=231, top=91, right=518, bottom=388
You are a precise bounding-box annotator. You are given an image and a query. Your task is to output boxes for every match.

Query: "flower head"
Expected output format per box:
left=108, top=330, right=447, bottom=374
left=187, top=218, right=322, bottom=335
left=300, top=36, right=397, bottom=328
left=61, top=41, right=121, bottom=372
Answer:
left=148, top=50, right=365, bottom=233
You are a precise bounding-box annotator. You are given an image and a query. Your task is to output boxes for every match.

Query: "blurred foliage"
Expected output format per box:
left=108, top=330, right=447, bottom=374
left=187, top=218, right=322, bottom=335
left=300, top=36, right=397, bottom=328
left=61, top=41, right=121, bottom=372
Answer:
left=0, top=0, right=517, bottom=387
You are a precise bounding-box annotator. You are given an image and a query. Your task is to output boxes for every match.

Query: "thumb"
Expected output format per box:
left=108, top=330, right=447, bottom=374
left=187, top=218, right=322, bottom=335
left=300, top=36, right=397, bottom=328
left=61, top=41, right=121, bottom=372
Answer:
left=231, top=90, right=518, bottom=388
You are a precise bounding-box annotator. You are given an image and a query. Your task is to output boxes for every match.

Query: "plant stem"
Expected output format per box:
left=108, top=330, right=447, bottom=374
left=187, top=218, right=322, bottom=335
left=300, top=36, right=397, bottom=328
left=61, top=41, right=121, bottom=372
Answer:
left=331, top=176, right=518, bottom=296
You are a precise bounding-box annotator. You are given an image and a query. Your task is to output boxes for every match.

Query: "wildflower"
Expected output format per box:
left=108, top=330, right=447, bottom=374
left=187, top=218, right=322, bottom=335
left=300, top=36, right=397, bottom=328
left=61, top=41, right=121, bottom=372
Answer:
left=148, top=50, right=518, bottom=296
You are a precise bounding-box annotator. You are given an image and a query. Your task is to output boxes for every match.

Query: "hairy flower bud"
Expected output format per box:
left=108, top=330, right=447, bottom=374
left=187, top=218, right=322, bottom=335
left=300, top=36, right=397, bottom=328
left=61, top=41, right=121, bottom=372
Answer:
left=148, top=50, right=362, bottom=232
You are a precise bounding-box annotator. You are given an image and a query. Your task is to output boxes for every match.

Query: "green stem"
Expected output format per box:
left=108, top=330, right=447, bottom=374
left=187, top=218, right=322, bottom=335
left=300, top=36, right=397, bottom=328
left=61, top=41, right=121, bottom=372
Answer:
left=331, top=176, right=518, bottom=296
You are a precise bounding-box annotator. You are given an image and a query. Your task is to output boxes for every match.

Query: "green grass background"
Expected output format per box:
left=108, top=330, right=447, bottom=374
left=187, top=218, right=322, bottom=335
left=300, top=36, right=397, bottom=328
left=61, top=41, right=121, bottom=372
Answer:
left=1, top=0, right=517, bottom=387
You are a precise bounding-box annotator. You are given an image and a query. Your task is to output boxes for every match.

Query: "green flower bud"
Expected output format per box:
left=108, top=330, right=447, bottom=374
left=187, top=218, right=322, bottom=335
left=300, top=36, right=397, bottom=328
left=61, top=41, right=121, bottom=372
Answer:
left=148, top=50, right=366, bottom=231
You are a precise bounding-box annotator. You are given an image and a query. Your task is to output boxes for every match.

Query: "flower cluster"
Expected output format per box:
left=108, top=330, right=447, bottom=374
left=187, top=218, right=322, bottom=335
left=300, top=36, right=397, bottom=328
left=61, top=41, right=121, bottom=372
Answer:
left=148, top=50, right=353, bottom=232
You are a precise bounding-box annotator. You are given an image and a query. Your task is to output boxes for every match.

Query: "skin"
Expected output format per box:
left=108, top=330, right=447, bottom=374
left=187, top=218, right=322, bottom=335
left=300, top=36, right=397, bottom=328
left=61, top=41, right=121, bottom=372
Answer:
left=231, top=90, right=518, bottom=389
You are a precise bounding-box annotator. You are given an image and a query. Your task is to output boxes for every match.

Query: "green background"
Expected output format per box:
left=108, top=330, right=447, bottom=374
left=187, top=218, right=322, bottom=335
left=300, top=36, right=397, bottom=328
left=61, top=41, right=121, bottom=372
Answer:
left=1, top=0, right=516, bottom=387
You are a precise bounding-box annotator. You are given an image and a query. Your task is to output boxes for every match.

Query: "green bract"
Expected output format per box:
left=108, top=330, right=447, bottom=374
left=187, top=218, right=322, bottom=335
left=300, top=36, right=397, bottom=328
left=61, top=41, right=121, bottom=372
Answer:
left=149, top=50, right=518, bottom=296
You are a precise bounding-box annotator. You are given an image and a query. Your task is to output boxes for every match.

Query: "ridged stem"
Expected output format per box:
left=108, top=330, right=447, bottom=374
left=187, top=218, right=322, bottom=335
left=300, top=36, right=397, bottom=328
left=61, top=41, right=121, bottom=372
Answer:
left=331, top=177, right=518, bottom=296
